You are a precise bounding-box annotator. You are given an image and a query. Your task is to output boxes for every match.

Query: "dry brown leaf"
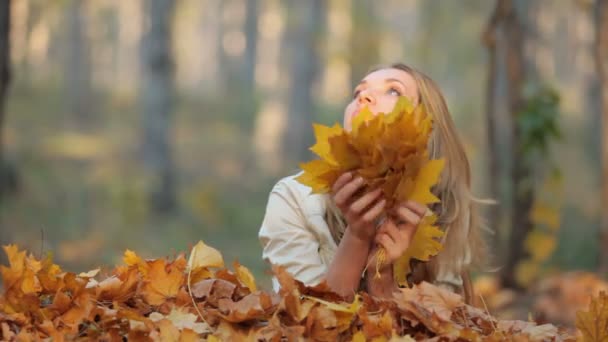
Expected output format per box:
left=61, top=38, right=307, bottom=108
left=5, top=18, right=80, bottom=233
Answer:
left=399, top=281, right=463, bottom=322
left=217, top=292, right=276, bottom=322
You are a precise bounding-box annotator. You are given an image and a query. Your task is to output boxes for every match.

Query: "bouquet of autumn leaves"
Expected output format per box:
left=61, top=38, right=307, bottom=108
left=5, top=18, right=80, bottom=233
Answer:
left=297, top=97, right=445, bottom=286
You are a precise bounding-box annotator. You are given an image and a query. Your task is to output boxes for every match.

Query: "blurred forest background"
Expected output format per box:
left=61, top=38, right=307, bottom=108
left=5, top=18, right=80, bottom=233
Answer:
left=0, top=0, right=607, bottom=321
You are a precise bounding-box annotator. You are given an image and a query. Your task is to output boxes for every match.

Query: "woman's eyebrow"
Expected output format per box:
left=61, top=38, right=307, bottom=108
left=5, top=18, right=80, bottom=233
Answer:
left=384, top=78, right=406, bottom=87
left=353, top=80, right=366, bottom=92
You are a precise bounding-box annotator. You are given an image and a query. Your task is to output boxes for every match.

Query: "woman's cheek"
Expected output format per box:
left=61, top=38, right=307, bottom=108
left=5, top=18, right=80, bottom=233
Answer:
left=378, top=96, right=398, bottom=114
left=343, top=103, right=356, bottom=130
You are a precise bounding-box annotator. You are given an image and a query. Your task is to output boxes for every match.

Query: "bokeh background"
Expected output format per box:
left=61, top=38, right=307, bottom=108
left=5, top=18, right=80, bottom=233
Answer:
left=0, top=0, right=607, bottom=324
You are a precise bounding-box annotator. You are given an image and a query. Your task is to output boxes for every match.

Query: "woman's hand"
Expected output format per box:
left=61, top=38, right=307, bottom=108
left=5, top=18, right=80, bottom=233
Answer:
left=331, top=172, right=386, bottom=242
left=373, top=201, right=427, bottom=268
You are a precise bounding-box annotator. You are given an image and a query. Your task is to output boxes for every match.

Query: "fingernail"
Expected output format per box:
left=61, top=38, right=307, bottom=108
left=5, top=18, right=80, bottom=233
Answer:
left=357, top=177, right=364, bottom=183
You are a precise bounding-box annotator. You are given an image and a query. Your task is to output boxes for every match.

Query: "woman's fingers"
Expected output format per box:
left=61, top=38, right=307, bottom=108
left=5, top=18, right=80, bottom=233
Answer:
left=385, top=220, right=413, bottom=245
left=350, top=188, right=382, bottom=214
left=402, top=201, right=427, bottom=217
left=376, top=233, right=396, bottom=252
left=333, top=176, right=365, bottom=208
left=362, top=199, right=386, bottom=223
left=376, top=233, right=406, bottom=261
left=374, top=218, right=418, bottom=262
left=331, top=172, right=353, bottom=194
left=376, top=220, right=397, bottom=243
left=395, top=205, right=422, bottom=226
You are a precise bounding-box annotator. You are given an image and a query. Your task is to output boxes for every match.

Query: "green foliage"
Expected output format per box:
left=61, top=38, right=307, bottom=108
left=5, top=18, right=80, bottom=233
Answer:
left=515, top=83, right=565, bottom=287
left=517, top=84, right=561, bottom=157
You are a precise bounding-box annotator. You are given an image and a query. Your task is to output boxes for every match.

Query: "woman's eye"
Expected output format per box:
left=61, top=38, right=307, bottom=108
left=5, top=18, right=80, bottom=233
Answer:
left=352, top=90, right=361, bottom=99
left=387, top=87, right=401, bottom=96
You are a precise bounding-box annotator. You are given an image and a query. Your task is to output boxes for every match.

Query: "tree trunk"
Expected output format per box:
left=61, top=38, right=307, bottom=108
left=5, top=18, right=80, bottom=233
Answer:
left=140, top=0, right=176, bottom=214
left=497, top=0, right=534, bottom=289
left=350, top=0, right=378, bottom=89
left=596, top=0, right=608, bottom=274
left=0, top=0, right=10, bottom=166
left=244, top=0, right=258, bottom=95
left=283, top=0, right=325, bottom=164
left=65, top=0, right=93, bottom=128
left=482, top=0, right=506, bottom=265
left=0, top=0, right=11, bottom=259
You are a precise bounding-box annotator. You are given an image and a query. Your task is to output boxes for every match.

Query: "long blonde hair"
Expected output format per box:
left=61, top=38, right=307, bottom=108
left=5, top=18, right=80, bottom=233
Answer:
left=325, top=63, right=489, bottom=286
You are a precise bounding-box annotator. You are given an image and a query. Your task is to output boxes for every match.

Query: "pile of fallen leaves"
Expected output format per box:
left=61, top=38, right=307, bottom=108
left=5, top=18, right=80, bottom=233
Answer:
left=0, top=241, right=589, bottom=341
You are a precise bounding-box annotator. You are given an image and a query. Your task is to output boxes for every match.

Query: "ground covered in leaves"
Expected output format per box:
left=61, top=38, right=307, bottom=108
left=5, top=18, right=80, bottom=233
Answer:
left=0, top=241, right=596, bottom=341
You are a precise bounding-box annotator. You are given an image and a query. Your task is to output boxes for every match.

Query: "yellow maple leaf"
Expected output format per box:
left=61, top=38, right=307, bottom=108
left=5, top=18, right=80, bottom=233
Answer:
left=309, top=123, right=344, bottom=166
left=187, top=240, right=224, bottom=271
left=576, top=291, right=608, bottom=342
left=234, top=261, right=257, bottom=292
left=297, top=159, right=341, bottom=193
left=124, top=249, right=150, bottom=275
left=123, top=249, right=142, bottom=266
left=405, top=159, right=445, bottom=205
left=393, top=215, right=444, bottom=287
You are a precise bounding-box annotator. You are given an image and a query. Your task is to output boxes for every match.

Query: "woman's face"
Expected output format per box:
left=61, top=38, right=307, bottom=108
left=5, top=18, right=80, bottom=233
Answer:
left=344, top=68, right=419, bottom=131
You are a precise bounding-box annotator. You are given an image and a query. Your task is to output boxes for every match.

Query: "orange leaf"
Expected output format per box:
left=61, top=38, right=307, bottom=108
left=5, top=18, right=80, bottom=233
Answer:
left=157, top=319, right=181, bottom=341
left=142, top=259, right=184, bottom=305
left=576, top=291, right=608, bottom=342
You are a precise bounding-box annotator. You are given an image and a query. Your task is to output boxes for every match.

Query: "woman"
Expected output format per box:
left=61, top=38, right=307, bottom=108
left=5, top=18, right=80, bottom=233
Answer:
left=258, top=63, right=487, bottom=303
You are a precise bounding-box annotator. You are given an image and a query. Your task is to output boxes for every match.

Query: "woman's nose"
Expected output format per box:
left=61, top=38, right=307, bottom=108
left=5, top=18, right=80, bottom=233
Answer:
left=358, top=90, right=376, bottom=105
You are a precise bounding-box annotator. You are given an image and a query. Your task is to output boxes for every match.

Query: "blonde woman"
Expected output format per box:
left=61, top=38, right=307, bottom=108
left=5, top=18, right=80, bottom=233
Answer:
left=259, top=63, right=486, bottom=303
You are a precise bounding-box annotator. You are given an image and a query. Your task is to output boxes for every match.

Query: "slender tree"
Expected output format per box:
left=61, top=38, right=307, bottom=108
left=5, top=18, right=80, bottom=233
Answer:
left=0, top=0, right=11, bottom=262
left=140, top=0, right=176, bottom=214
left=0, top=1, right=10, bottom=167
left=482, top=0, right=506, bottom=262
left=65, top=0, right=93, bottom=127
left=597, top=0, right=608, bottom=274
left=244, top=0, right=258, bottom=95
left=487, top=0, right=534, bottom=288
left=350, top=0, right=378, bottom=89
left=283, top=0, right=325, bottom=163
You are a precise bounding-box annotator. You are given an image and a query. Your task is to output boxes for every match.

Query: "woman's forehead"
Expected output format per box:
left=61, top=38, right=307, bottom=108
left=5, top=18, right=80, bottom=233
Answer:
left=360, top=68, right=414, bottom=84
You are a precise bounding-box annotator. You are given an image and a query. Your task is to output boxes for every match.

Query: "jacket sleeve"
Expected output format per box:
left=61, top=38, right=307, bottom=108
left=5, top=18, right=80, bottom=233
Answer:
left=258, top=179, right=328, bottom=290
